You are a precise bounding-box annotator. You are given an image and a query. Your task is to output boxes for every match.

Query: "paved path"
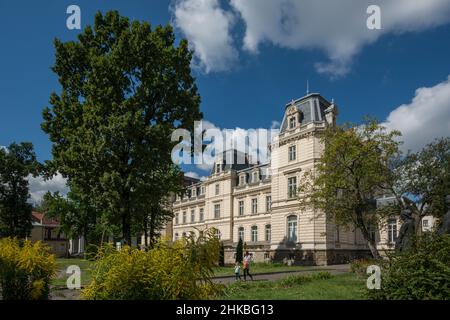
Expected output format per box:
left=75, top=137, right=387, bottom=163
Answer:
left=212, top=264, right=350, bottom=284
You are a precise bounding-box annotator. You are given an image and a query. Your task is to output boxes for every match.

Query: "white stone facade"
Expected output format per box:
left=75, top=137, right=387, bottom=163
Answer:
left=169, top=93, right=413, bottom=265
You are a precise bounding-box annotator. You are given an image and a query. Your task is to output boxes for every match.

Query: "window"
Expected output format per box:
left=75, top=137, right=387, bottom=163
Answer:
left=182, top=211, right=187, bottom=224
left=201, top=186, right=206, bottom=195
left=422, top=219, right=429, bottom=228
left=287, top=215, right=297, bottom=243
left=214, top=204, right=221, bottom=219
left=216, top=163, right=221, bottom=173
left=289, top=116, right=297, bottom=129
left=175, top=213, right=179, bottom=225
left=251, top=226, right=258, bottom=242
left=174, top=233, right=179, bottom=241
left=288, top=145, right=296, bottom=161
left=239, top=175, right=245, bottom=186
left=388, top=219, right=397, bottom=244
left=215, top=184, right=220, bottom=195
left=196, top=186, right=201, bottom=196
left=191, top=188, right=196, bottom=197
left=253, top=171, right=259, bottom=183
left=266, top=195, right=272, bottom=212
left=238, top=227, right=244, bottom=241
left=335, top=226, right=340, bottom=243
left=215, top=229, right=221, bottom=240
left=191, top=209, right=195, bottom=223
left=238, top=200, right=244, bottom=216
left=288, top=177, right=297, bottom=198
left=251, top=198, right=258, bottom=214
left=265, top=224, right=271, bottom=242
left=199, top=208, right=204, bottom=222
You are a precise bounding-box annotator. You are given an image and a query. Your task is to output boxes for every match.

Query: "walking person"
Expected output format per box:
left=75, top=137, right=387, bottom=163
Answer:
left=234, top=261, right=241, bottom=281
left=243, top=251, right=254, bottom=281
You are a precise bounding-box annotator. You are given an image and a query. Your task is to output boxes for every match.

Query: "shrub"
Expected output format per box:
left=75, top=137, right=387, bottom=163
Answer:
left=368, top=234, right=450, bottom=300
left=219, top=242, right=225, bottom=267
left=235, top=238, right=243, bottom=263
left=82, top=229, right=221, bottom=300
left=0, top=238, right=56, bottom=300
left=278, top=275, right=312, bottom=288
left=311, top=271, right=332, bottom=280
left=350, top=259, right=380, bottom=275
left=84, top=244, right=99, bottom=261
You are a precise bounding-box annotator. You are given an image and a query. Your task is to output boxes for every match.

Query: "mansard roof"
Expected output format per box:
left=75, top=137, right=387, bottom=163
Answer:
left=280, top=93, right=333, bottom=133
left=210, top=149, right=253, bottom=175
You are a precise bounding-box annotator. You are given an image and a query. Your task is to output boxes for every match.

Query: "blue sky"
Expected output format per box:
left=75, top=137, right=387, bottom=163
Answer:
left=1, top=0, right=450, bottom=197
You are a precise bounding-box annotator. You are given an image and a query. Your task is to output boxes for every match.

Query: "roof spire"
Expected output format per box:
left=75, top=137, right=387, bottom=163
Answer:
left=306, top=79, right=310, bottom=95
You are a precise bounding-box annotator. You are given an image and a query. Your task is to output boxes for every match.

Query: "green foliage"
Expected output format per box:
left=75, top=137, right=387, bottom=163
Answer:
left=0, top=238, right=56, bottom=300
left=235, top=237, right=243, bottom=263
left=84, top=244, right=100, bottom=261
left=278, top=275, right=312, bottom=287
left=298, top=118, right=402, bottom=258
left=219, top=242, right=225, bottom=267
left=392, top=137, right=450, bottom=226
left=82, top=229, right=221, bottom=300
left=0, top=143, right=40, bottom=238
left=41, top=10, right=202, bottom=244
left=350, top=259, right=381, bottom=275
left=368, top=234, right=450, bottom=300
left=311, top=271, right=333, bottom=280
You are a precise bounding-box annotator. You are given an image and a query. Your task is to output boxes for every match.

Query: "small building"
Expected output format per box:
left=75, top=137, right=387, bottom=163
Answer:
left=30, top=211, right=69, bottom=257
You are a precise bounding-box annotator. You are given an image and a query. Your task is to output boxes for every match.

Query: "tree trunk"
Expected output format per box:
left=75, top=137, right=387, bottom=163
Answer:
left=149, top=206, right=156, bottom=249
left=355, top=210, right=381, bottom=260
left=122, top=211, right=131, bottom=245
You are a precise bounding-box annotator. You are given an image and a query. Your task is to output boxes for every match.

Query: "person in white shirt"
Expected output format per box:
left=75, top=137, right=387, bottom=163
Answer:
left=243, top=251, right=254, bottom=281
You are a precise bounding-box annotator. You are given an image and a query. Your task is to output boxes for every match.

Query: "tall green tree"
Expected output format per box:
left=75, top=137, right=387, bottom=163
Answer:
left=42, top=11, right=202, bottom=244
left=235, top=237, right=243, bottom=263
left=0, top=143, right=40, bottom=238
left=298, top=119, right=402, bottom=259
left=390, top=137, right=450, bottom=232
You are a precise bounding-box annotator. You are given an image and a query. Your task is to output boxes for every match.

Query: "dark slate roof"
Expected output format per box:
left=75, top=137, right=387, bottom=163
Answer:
left=211, top=149, right=253, bottom=175
left=280, top=93, right=332, bottom=133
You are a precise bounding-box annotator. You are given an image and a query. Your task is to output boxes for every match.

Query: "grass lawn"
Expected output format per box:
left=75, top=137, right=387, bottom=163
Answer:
left=218, top=273, right=367, bottom=300
left=213, top=262, right=326, bottom=277
left=53, top=258, right=94, bottom=287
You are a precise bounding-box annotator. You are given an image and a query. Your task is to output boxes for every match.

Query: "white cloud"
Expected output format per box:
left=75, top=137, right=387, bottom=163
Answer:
left=28, top=173, right=68, bottom=204
left=173, top=0, right=450, bottom=77
left=172, top=0, right=238, bottom=73
left=383, top=75, right=450, bottom=152
left=190, top=120, right=279, bottom=172
left=230, top=0, right=450, bottom=77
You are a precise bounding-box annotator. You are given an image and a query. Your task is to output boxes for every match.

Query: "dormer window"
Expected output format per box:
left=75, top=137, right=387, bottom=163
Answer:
left=216, top=163, right=221, bottom=174
left=252, top=171, right=259, bottom=183
left=289, top=116, right=297, bottom=129
left=191, top=188, right=196, bottom=197
left=239, top=175, right=246, bottom=186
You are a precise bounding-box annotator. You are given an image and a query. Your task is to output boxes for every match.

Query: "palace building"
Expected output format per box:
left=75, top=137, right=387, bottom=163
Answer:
left=168, top=93, right=410, bottom=265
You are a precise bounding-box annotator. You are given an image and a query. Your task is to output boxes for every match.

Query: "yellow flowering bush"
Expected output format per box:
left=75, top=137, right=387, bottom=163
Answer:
left=83, top=229, right=221, bottom=300
left=0, top=238, right=56, bottom=300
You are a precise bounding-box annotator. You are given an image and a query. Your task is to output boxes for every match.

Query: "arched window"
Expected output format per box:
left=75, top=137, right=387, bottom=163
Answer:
left=287, top=215, right=297, bottom=243
left=251, top=226, right=258, bottom=242
left=238, top=227, right=244, bottom=241
left=265, top=224, right=271, bottom=242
